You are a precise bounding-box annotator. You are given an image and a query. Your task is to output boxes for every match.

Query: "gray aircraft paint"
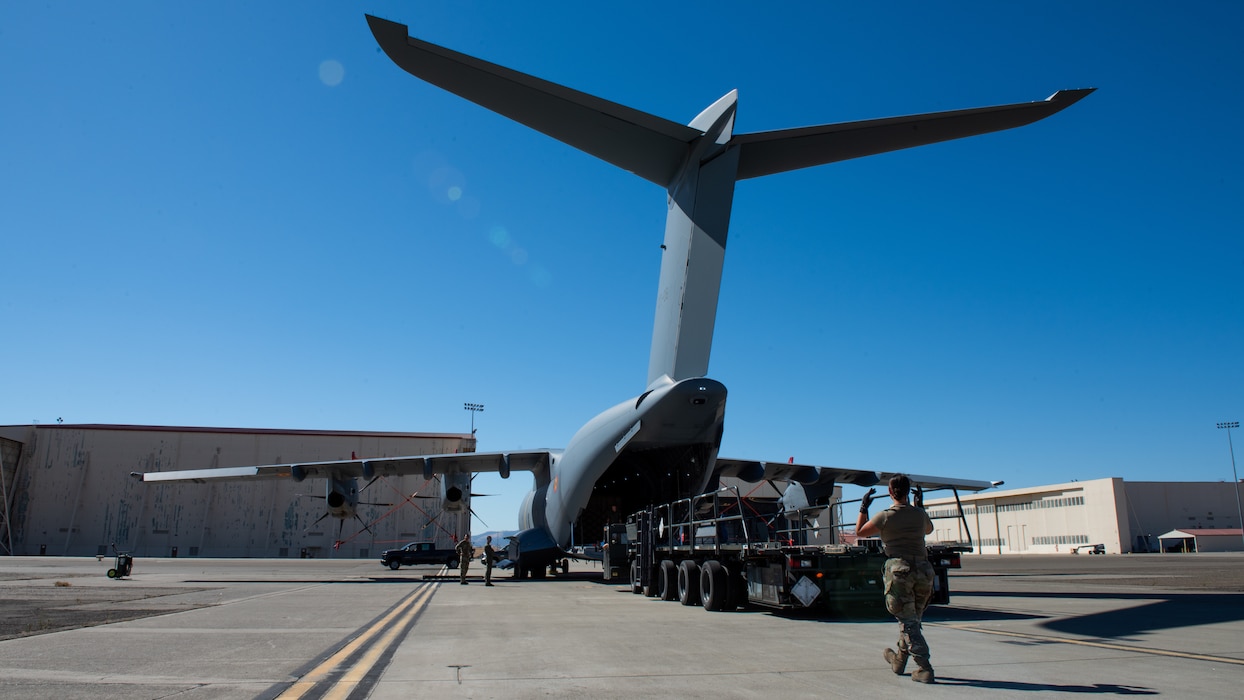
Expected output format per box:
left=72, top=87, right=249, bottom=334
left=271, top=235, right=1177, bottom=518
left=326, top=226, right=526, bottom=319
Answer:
left=137, top=16, right=1090, bottom=569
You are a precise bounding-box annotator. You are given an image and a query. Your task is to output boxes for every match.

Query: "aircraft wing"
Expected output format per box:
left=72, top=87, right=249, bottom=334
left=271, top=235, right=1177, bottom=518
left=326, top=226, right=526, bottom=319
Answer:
left=713, top=458, right=994, bottom=492
left=875, top=470, right=995, bottom=493
left=135, top=449, right=557, bottom=484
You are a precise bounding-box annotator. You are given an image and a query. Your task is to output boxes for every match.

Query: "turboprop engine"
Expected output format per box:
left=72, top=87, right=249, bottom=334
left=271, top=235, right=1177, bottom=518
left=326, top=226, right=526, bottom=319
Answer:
left=440, top=472, right=472, bottom=513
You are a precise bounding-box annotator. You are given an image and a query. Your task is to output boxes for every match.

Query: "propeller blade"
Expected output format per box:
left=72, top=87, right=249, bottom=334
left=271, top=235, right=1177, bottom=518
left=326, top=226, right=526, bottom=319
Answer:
left=306, top=511, right=332, bottom=531
left=469, top=507, right=490, bottom=530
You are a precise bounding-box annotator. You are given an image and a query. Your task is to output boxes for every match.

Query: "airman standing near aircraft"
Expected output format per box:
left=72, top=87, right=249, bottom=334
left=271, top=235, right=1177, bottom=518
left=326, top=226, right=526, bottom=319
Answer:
left=456, top=535, right=473, bottom=585
left=856, top=474, right=936, bottom=683
left=483, top=535, right=496, bottom=586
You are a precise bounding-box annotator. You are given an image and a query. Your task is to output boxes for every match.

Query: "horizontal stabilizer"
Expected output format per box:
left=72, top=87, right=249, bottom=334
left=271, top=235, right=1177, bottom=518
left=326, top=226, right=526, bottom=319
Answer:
left=734, top=88, right=1095, bottom=180
left=367, top=15, right=698, bottom=187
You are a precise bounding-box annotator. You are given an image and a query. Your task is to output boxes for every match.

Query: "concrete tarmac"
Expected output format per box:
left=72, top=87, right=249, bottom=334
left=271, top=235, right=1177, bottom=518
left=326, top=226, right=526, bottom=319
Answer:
left=1, top=554, right=1242, bottom=699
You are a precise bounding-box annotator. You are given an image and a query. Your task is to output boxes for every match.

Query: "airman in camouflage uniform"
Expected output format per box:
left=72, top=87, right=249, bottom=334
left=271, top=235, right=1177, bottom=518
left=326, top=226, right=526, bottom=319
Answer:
left=483, top=535, right=496, bottom=586
left=456, top=535, right=473, bottom=585
left=856, top=474, right=936, bottom=684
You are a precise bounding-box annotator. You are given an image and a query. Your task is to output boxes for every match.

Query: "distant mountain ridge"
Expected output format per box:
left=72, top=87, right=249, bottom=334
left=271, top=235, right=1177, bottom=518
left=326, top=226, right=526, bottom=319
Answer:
left=472, top=531, right=517, bottom=547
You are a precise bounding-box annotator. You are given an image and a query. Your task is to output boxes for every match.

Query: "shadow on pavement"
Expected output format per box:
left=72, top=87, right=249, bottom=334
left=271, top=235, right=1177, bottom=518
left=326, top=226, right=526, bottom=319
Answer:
left=936, top=677, right=1157, bottom=694
left=960, top=590, right=1244, bottom=639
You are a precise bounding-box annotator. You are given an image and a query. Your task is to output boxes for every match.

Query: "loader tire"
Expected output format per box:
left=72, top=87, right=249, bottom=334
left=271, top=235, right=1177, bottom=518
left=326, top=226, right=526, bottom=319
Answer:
left=700, top=560, right=728, bottom=611
left=677, top=560, right=701, bottom=606
left=659, top=560, right=678, bottom=601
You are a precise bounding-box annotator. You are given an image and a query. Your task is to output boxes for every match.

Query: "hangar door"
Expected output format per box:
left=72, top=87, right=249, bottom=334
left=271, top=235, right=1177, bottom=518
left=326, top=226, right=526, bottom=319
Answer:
left=0, top=437, right=21, bottom=555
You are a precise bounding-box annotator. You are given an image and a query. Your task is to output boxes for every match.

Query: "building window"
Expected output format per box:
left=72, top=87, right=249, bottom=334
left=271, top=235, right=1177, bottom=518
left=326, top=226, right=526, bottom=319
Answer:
left=996, top=495, right=1085, bottom=513
left=1032, top=534, right=1089, bottom=545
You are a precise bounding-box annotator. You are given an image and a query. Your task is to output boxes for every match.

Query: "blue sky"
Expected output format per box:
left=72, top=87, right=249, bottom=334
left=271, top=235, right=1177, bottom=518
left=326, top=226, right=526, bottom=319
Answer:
left=3, top=2, right=1241, bottom=531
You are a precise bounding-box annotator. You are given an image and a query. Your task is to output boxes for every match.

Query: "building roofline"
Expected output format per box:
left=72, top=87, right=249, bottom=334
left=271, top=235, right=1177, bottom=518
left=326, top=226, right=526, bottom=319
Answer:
left=924, top=477, right=1114, bottom=503
left=1159, top=528, right=1244, bottom=537
left=0, top=423, right=474, bottom=441
left=925, top=476, right=1244, bottom=506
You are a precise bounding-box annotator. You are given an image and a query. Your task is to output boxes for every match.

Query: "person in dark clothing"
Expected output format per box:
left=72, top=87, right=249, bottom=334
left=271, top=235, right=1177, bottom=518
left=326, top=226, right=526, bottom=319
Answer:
left=455, top=535, right=473, bottom=585
left=483, top=535, right=496, bottom=586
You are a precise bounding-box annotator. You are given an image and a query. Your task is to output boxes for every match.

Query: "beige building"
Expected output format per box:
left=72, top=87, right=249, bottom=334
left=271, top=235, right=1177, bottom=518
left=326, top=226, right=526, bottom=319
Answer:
left=925, top=477, right=1244, bottom=554
left=0, top=424, right=475, bottom=559
left=5, top=427, right=1241, bottom=559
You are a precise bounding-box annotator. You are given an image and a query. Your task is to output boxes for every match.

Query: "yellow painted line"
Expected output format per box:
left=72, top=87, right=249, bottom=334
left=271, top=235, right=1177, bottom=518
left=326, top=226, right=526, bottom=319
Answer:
left=321, top=584, right=436, bottom=700
left=276, top=584, right=434, bottom=699
left=939, top=623, right=1244, bottom=666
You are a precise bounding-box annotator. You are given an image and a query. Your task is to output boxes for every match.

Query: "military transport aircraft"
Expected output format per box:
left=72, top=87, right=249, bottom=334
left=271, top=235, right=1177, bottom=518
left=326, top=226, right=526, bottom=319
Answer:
left=137, top=15, right=1091, bottom=576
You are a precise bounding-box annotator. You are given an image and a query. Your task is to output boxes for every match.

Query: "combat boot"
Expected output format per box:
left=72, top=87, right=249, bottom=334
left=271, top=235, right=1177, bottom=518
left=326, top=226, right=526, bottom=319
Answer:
left=883, top=648, right=908, bottom=675
left=911, top=657, right=935, bottom=684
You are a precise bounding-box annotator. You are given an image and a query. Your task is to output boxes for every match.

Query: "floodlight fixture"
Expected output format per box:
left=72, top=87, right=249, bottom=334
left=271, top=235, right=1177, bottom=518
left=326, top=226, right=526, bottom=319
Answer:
left=1217, top=421, right=1243, bottom=548
left=464, top=403, right=485, bottom=435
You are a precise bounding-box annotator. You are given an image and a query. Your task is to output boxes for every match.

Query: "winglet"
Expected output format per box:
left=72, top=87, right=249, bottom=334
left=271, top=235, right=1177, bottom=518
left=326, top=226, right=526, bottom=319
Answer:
left=1047, top=87, right=1097, bottom=105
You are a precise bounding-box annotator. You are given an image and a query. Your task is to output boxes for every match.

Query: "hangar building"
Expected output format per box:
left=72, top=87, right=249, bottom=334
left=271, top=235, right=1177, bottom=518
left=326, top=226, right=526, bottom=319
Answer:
left=0, top=424, right=476, bottom=559
left=5, top=424, right=1241, bottom=558
left=924, top=477, right=1244, bottom=554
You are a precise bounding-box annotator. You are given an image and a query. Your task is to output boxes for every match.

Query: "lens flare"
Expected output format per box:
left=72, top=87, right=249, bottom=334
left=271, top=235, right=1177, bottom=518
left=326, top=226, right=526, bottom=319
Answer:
left=488, top=226, right=510, bottom=248
left=428, top=166, right=465, bottom=204
left=528, top=265, right=552, bottom=287
left=319, top=60, right=345, bottom=87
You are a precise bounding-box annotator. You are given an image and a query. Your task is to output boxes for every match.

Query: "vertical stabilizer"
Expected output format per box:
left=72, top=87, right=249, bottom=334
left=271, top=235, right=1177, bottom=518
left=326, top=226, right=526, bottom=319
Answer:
left=647, top=92, right=740, bottom=387
left=367, top=16, right=1091, bottom=391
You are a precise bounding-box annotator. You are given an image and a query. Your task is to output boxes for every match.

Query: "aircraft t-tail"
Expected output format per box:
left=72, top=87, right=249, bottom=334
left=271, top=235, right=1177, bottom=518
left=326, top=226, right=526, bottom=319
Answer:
left=136, top=15, right=1092, bottom=576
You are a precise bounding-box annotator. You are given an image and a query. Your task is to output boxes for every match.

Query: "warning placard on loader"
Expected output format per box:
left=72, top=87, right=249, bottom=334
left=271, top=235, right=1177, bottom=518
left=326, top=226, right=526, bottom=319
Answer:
left=791, top=576, right=820, bottom=607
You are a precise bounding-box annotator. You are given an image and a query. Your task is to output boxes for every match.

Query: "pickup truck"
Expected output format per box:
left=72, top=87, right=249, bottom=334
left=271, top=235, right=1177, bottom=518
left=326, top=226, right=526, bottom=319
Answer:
left=380, top=542, right=460, bottom=570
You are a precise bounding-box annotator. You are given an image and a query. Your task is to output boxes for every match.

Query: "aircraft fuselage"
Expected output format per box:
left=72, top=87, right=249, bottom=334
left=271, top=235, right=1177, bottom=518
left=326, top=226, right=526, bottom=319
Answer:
left=519, top=377, right=727, bottom=548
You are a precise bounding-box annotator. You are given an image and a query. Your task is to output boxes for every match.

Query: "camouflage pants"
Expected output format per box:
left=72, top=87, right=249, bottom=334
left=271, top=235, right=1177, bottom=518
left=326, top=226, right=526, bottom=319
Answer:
left=884, top=557, right=935, bottom=662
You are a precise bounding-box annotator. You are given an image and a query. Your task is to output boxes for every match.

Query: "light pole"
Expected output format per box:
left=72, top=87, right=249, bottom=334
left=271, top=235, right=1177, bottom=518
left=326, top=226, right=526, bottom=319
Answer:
left=1218, top=421, right=1243, bottom=549
left=464, top=403, right=484, bottom=435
